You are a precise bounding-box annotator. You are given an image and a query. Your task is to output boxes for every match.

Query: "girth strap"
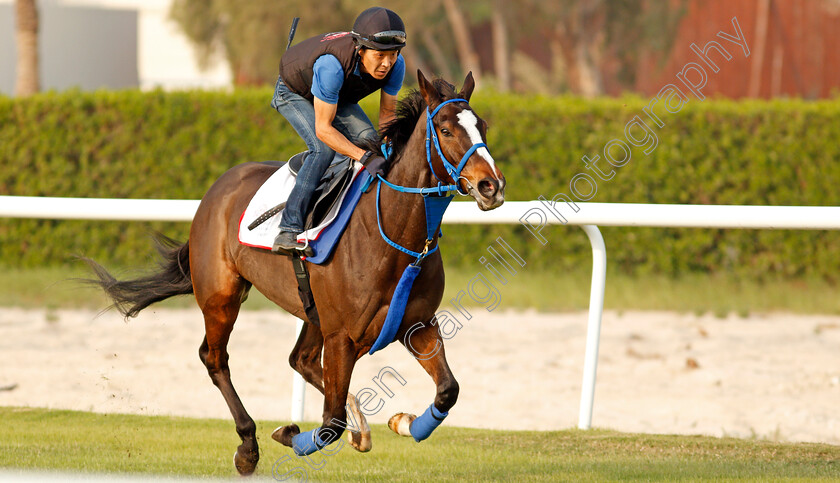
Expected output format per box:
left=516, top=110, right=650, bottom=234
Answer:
left=290, top=256, right=320, bottom=327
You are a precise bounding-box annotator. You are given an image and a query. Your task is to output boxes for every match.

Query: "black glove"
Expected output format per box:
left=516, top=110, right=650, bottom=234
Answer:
left=360, top=150, right=388, bottom=178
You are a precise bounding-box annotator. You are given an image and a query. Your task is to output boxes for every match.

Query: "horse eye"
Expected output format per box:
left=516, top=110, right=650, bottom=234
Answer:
left=440, top=128, right=452, bottom=136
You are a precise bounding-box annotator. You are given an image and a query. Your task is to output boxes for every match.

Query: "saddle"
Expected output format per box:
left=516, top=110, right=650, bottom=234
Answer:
left=248, top=151, right=356, bottom=232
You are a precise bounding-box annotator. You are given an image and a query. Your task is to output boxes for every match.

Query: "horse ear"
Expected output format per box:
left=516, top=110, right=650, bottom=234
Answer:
left=459, top=72, right=475, bottom=101
left=417, top=69, right=441, bottom=109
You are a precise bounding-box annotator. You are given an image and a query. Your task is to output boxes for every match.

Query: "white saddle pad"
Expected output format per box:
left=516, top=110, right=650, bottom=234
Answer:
left=238, top=162, right=363, bottom=250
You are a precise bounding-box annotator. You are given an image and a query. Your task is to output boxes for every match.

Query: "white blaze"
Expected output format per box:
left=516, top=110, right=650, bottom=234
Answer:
left=456, top=110, right=498, bottom=176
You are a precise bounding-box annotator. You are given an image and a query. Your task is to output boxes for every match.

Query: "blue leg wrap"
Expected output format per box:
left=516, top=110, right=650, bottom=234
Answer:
left=291, top=428, right=329, bottom=456
left=409, top=404, right=448, bottom=442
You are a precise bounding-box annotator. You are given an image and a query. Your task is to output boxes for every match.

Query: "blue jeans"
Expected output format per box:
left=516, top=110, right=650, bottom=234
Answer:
left=270, top=76, right=378, bottom=233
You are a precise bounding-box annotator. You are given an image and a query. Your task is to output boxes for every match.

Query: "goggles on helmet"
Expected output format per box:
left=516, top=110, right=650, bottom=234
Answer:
left=370, top=30, right=406, bottom=45
left=353, top=29, right=406, bottom=49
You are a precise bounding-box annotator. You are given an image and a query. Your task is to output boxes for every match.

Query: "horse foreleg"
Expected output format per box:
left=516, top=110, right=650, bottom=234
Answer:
left=273, top=331, right=359, bottom=456
left=344, top=391, right=372, bottom=452
left=199, top=303, right=259, bottom=476
left=390, top=319, right=459, bottom=442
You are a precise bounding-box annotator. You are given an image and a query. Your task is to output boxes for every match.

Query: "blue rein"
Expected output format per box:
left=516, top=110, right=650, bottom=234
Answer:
left=374, top=98, right=488, bottom=264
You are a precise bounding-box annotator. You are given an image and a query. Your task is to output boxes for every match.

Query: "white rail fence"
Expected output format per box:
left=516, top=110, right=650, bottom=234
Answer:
left=2, top=195, right=840, bottom=429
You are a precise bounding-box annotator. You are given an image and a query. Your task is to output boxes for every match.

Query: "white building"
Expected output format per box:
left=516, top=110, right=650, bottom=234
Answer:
left=0, top=0, right=232, bottom=94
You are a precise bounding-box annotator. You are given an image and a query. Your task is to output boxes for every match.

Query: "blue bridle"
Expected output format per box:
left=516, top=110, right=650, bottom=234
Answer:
left=424, top=98, right=488, bottom=194
left=373, top=97, right=490, bottom=263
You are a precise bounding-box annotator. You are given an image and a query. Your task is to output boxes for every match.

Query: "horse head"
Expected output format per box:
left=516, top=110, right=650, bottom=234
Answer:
left=417, top=70, right=506, bottom=211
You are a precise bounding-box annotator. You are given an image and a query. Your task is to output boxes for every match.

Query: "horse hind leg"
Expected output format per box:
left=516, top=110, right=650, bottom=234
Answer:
left=389, top=319, right=459, bottom=442
left=287, top=320, right=326, bottom=394
left=270, top=320, right=322, bottom=449
left=272, top=332, right=361, bottom=456
left=197, top=283, right=259, bottom=476
left=276, top=319, right=371, bottom=452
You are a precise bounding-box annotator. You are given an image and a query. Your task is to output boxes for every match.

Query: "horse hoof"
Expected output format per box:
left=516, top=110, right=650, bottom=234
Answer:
left=388, top=413, right=416, bottom=437
left=233, top=447, right=259, bottom=476
left=271, top=424, right=300, bottom=448
left=346, top=393, right=372, bottom=452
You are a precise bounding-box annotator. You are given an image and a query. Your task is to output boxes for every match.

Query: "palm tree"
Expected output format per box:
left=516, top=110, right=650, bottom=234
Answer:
left=14, top=0, right=40, bottom=97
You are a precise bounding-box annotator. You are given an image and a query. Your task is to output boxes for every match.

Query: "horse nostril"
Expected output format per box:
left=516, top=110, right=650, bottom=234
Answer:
left=477, top=178, right=498, bottom=198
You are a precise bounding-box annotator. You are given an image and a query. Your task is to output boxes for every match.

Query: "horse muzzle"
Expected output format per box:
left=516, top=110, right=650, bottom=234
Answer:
left=470, top=175, right=505, bottom=211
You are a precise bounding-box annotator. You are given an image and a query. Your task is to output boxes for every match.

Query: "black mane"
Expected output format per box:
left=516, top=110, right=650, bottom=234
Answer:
left=361, top=78, right=458, bottom=162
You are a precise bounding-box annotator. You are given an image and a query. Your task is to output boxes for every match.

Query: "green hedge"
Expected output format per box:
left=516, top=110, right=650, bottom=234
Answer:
left=1, top=89, right=838, bottom=279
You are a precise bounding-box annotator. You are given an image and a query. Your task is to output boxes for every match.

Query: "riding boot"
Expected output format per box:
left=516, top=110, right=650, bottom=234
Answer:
left=271, top=230, right=314, bottom=257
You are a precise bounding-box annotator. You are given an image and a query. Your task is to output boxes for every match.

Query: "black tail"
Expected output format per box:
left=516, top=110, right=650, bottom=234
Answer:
left=81, top=234, right=193, bottom=319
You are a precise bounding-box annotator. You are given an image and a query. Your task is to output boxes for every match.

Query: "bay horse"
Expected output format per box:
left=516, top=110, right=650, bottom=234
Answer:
left=85, top=70, right=505, bottom=475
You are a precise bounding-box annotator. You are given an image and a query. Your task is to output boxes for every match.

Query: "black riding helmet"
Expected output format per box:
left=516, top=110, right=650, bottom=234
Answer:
left=351, top=7, right=406, bottom=51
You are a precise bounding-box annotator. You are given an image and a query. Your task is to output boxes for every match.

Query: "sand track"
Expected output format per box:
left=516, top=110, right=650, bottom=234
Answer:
left=1, top=308, right=838, bottom=444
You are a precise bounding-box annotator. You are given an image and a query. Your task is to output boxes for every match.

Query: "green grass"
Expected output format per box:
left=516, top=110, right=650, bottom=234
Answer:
left=5, top=265, right=839, bottom=315
left=0, top=408, right=838, bottom=481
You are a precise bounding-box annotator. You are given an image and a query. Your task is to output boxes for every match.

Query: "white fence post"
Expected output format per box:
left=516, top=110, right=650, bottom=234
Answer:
left=577, top=225, right=606, bottom=430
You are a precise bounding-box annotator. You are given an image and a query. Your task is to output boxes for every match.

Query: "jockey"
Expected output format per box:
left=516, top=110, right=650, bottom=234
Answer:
left=270, top=7, right=407, bottom=254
